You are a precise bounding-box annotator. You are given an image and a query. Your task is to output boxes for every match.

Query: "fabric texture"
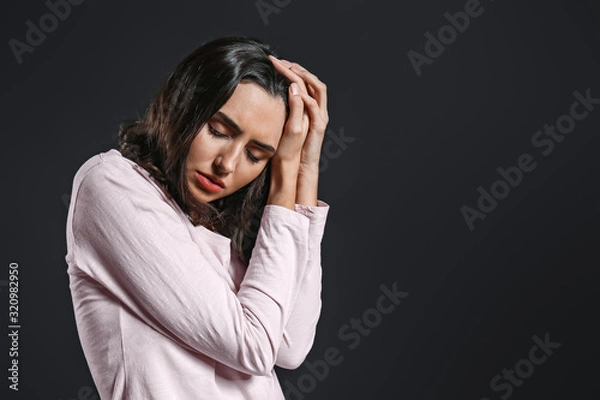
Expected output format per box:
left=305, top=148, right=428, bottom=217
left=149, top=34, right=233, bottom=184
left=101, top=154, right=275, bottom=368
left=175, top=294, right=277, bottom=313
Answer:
left=65, top=148, right=330, bottom=399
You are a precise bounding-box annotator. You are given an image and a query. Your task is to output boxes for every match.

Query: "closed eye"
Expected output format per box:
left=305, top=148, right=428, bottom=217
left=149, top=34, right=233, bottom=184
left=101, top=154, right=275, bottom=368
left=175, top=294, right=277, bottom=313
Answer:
left=208, top=125, right=261, bottom=163
left=208, top=125, right=228, bottom=138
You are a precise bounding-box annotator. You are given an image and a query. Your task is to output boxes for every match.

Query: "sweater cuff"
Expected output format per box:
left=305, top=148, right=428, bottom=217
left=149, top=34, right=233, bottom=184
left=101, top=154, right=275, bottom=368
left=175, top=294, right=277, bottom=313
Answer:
left=294, top=199, right=330, bottom=218
left=294, top=200, right=330, bottom=240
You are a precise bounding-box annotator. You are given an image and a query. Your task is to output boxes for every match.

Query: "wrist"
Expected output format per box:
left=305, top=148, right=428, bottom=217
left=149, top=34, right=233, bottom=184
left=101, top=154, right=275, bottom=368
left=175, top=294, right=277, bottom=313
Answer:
left=295, top=172, right=319, bottom=207
left=268, top=161, right=298, bottom=210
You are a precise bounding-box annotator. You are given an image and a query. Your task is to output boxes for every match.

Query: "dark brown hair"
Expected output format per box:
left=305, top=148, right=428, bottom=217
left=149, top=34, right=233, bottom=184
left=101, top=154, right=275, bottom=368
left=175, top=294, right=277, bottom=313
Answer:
left=117, top=36, right=291, bottom=265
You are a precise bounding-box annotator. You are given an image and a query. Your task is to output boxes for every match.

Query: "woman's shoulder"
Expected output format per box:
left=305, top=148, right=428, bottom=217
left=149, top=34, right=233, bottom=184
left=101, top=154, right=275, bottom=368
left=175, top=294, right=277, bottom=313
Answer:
left=71, top=148, right=166, bottom=201
left=74, top=148, right=141, bottom=179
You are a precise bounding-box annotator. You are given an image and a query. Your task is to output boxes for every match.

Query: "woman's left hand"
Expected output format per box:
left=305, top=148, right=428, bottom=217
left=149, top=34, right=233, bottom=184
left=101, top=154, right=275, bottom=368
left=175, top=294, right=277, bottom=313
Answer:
left=268, top=55, right=329, bottom=175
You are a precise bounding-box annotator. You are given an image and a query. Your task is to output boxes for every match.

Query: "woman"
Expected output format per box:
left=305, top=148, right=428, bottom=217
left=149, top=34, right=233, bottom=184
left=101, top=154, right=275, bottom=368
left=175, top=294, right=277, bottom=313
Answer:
left=65, top=36, right=330, bottom=399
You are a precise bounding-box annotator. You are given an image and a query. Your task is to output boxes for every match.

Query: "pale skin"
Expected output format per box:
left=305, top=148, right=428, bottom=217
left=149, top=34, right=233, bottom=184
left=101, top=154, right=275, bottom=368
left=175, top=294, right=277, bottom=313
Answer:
left=268, top=55, right=329, bottom=208
left=186, top=56, right=328, bottom=210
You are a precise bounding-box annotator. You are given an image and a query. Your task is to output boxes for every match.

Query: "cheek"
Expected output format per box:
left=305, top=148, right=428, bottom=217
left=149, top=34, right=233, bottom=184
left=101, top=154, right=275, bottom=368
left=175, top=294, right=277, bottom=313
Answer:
left=189, top=133, right=217, bottom=160
left=243, top=166, right=267, bottom=185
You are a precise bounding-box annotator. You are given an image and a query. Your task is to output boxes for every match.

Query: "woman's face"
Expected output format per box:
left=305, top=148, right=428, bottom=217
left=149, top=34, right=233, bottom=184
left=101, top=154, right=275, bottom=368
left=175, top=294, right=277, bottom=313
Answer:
left=186, top=82, right=286, bottom=203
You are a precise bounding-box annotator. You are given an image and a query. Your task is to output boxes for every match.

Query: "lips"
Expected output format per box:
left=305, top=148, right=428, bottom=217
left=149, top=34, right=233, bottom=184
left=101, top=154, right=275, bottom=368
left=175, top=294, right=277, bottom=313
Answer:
left=195, top=171, right=225, bottom=193
left=199, top=172, right=225, bottom=188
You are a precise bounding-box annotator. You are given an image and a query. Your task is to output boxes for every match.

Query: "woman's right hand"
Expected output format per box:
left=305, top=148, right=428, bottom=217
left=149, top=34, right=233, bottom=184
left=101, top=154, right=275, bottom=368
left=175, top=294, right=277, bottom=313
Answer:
left=266, top=81, right=307, bottom=209
left=271, top=82, right=309, bottom=167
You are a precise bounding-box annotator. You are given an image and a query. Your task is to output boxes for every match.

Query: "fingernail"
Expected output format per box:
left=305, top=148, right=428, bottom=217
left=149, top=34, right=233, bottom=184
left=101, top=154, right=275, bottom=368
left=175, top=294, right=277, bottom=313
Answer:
left=290, top=83, right=299, bottom=95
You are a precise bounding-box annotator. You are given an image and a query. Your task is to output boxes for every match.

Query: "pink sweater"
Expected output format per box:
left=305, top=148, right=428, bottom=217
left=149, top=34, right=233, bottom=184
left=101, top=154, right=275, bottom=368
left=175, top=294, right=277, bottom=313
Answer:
left=65, top=149, right=330, bottom=399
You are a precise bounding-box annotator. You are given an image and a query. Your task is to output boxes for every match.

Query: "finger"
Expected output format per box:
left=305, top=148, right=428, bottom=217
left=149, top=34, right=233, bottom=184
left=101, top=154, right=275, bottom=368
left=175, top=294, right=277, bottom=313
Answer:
left=268, top=56, right=309, bottom=96
left=295, top=88, right=328, bottom=135
left=275, top=58, right=309, bottom=95
left=302, top=112, right=309, bottom=137
left=279, top=60, right=328, bottom=120
left=286, top=83, right=307, bottom=138
left=269, top=56, right=328, bottom=124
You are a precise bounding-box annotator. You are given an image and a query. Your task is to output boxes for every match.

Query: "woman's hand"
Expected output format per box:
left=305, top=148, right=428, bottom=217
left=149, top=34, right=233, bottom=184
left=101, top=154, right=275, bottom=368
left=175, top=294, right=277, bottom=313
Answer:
left=269, top=56, right=329, bottom=175
left=269, top=55, right=329, bottom=206
left=268, top=80, right=309, bottom=167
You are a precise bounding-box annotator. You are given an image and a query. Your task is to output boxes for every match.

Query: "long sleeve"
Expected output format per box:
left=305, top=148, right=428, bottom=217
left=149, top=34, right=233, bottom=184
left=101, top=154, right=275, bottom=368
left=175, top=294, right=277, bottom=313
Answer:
left=70, top=157, right=311, bottom=377
left=275, top=200, right=330, bottom=369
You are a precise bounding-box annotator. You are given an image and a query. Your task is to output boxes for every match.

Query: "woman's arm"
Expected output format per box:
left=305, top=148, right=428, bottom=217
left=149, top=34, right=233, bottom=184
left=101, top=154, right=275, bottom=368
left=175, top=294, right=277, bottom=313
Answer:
left=275, top=200, right=330, bottom=369
left=267, top=56, right=331, bottom=368
left=69, top=158, right=311, bottom=377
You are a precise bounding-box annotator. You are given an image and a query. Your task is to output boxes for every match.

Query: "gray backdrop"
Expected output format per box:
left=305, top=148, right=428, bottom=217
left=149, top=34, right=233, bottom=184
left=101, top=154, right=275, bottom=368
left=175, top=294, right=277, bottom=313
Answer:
left=2, top=0, right=599, bottom=399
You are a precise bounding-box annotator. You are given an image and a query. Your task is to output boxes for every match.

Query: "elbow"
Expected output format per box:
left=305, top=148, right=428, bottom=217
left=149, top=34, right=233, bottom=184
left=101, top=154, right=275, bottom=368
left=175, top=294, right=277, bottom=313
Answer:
left=275, top=356, right=306, bottom=371
left=236, top=337, right=279, bottom=376
left=275, top=347, right=310, bottom=370
left=241, top=353, right=278, bottom=376
left=274, top=328, right=318, bottom=370
left=242, top=343, right=309, bottom=373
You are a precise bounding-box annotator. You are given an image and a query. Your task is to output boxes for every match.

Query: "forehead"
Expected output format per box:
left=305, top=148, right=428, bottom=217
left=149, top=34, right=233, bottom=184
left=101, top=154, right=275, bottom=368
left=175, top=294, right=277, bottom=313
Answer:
left=217, top=82, right=286, bottom=144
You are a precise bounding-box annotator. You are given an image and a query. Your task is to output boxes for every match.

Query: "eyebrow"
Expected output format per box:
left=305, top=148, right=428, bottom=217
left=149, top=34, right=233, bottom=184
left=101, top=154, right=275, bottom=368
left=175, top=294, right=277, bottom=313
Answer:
left=214, top=111, right=276, bottom=153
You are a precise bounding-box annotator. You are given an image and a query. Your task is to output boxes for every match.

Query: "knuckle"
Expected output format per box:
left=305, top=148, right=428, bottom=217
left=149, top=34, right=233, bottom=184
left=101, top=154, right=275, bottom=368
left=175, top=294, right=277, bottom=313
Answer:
left=288, top=123, right=304, bottom=136
left=306, top=96, right=319, bottom=107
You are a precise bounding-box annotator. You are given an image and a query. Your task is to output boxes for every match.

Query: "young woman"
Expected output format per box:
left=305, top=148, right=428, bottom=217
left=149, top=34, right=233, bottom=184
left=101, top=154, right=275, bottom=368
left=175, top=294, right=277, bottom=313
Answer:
left=65, top=36, right=330, bottom=399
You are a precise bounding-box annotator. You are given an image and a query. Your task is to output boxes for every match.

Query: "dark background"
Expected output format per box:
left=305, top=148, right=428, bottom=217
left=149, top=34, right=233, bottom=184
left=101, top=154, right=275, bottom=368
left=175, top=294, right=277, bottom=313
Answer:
left=2, top=0, right=599, bottom=399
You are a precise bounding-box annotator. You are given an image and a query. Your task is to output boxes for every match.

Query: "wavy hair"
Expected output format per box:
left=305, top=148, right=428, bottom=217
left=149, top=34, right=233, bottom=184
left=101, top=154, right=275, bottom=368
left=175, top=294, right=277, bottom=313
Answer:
left=117, top=36, right=291, bottom=265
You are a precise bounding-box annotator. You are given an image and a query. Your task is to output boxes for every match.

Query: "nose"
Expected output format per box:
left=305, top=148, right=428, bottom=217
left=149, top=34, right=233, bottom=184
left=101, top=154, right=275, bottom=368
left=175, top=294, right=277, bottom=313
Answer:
left=214, top=143, right=243, bottom=175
